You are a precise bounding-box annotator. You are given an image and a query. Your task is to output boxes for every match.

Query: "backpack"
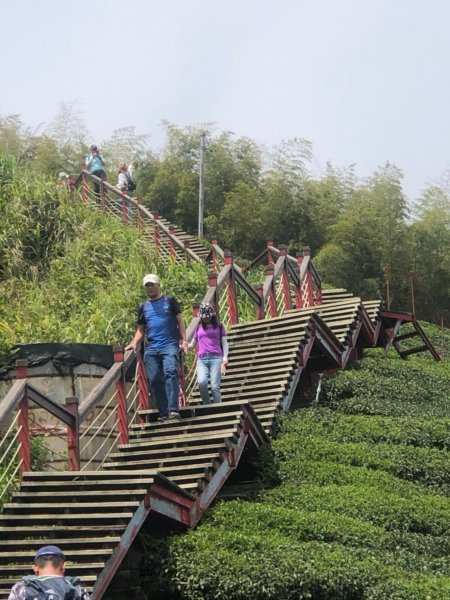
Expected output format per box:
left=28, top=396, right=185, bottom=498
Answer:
left=125, top=172, right=136, bottom=192
left=22, top=575, right=86, bottom=600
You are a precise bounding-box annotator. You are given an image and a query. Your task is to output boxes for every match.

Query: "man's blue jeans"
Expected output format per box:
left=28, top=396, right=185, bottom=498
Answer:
left=197, top=354, right=222, bottom=404
left=144, top=344, right=180, bottom=416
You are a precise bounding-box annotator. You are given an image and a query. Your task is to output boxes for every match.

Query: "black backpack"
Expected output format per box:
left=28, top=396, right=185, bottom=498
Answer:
left=23, top=576, right=87, bottom=600
left=125, top=172, right=136, bottom=192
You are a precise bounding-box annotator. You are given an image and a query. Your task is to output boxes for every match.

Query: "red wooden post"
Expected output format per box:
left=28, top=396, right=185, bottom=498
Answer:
left=16, top=360, right=31, bottom=474
left=113, top=346, right=128, bottom=446
left=255, top=284, right=265, bottom=320
left=224, top=250, right=238, bottom=325
left=279, top=245, right=292, bottom=312
left=65, top=397, right=80, bottom=471
left=136, top=351, right=150, bottom=420
left=265, top=264, right=278, bottom=318
left=266, top=240, right=274, bottom=265
left=153, top=212, right=161, bottom=257
left=81, top=173, right=88, bottom=204
left=211, top=239, right=218, bottom=272
left=295, top=252, right=304, bottom=309
left=303, top=246, right=314, bottom=307
left=207, top=271, right=218, bottom=314
left=168, top=226, right=177, bottom=261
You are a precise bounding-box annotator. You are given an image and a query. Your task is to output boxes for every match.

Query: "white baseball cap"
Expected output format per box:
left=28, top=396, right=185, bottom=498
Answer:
left=143, top=273, right=160, bottom=286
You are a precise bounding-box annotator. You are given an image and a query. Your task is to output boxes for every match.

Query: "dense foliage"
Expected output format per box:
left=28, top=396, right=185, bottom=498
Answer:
left=0, top=156, right=206, bottom=357
left=1, top=112, right=449, bottom=325
left=140, top=342, right=450, bottom=600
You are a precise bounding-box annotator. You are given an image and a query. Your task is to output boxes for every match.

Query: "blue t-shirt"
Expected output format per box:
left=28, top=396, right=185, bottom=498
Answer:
left=137, top=296, right=181, bottom=350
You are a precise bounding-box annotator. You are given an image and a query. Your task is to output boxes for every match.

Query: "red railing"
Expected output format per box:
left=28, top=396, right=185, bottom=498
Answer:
left=0, top=173, right=324, bottom=489
left=0, top=361, right=81, bottom=501
left=76, top=171, right=205, bottom=264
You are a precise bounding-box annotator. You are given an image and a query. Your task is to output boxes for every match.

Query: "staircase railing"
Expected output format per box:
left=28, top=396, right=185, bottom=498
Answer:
left=0, top=362, right=80, bottom=501
left=0, top=172, right=324, bottom=489
left=75, top=171, right=204, bottom=264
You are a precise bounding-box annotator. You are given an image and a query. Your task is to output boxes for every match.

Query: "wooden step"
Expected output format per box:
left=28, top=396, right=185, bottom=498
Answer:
left=128, top=417, right=240, bottom=440
left=130, top=410, right=243, bottom=431
left=395, top=331, right=420, bottom=342
left=399, top=344, right=428, bottom=358
left=19, top=478, right=154, bottom=492
left=104, top=459, right=215, bottom=474
left=0, top=562, right=105, bottom=575
left=0, top=537, right=120, bottom=550
left=117, top=441, right=227, bottom=457
left=12, top=489, right=147, bottom=502
left=21, top=470, right=156, bottom=482
left=109, top=450, right=221, bottom=466
left=2, top=501, right=140, bottom=514
left=0, top=513, right=134, bottom=525
left=0, top=548, right=113, bottom=564
left=122, top=429, right=238, bottom=449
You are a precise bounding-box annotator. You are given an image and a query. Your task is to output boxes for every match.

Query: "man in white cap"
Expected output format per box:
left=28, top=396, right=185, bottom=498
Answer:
left=126, top=274, right=187, bottom=419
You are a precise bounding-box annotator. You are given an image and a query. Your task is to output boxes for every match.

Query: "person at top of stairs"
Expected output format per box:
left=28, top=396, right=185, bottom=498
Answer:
left=126, top=274, right=188, bottom=420
left=85, top=144, right=106, bottom=197
left=8, top=546, right=90, bottom=600
left=190, top=302, right=228, bottom=404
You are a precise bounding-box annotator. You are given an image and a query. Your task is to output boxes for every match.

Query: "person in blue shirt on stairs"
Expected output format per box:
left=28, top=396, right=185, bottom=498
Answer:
left=85, top=144, right=106, bottom=197
left=126, top=274, right=188, bottom=420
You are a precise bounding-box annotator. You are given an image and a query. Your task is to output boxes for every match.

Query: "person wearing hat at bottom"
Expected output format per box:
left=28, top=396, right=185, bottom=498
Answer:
left=8, top=545, right=90, bottom=599
left=126, top=274, right=188, bottom=420
left=190, top=303, right=228, bottom=404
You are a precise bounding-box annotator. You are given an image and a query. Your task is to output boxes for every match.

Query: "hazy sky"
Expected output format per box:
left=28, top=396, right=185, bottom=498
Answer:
left=2, top=0, right=450, bottom=199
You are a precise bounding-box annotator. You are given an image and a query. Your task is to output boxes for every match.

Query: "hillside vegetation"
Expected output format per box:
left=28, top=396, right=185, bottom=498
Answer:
left=0, top=156, right=206, bottom=358
left=141, top=337, right=450, bottom=600
left=1, top=115, right=450, bottom=325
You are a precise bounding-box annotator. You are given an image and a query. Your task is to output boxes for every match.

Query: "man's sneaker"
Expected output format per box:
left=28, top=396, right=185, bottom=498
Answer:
left=159, top=415, right=168, bottom=421
left=168, top=411, right=181, bottom=419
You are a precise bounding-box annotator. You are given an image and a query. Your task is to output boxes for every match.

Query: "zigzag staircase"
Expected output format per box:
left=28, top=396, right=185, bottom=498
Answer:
left=0, top=173, right=440, bottom=599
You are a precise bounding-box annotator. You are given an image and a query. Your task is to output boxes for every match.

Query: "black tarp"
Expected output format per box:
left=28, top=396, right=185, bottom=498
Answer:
left=0, top=343, right=114, bottom=378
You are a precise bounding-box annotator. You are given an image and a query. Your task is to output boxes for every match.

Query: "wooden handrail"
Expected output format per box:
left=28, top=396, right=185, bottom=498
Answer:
left=77, top=171, right=202, bottom=264
left=0, top=380, right=27, bottom=429
left=78, top=349, right=136, bottom=422
left=0, top=381, right=77, bottom=433
left=26, top=383, right=76, bottom=428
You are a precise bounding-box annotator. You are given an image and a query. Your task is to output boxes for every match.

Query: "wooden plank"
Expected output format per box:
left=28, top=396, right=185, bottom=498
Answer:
left=399, top=344, right=428, bottom=358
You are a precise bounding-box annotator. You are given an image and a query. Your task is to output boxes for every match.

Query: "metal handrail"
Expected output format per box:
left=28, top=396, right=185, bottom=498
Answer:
left=0, top=412, right=21, bottom=462
left=79, top=389, right=118, bottom=443
left=0, top=459, right=23, bottom=502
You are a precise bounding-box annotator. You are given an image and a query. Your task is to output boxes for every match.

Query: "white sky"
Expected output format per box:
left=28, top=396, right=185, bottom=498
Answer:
left=2, top=0, right=450, bottom=200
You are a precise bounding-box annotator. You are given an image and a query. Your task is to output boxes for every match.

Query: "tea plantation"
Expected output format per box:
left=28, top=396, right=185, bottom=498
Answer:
left=142, top=330, right=450, bottom=600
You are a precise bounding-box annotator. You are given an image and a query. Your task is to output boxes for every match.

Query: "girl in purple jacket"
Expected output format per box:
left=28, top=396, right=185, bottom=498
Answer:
left=191, top=303, right=229, bottom=404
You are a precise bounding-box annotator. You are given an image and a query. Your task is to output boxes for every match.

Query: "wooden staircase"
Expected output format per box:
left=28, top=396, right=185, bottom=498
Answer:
left=0, top=403, right=266, bottom=599
left=0, top=291, right=441, bottom=597
left=1, top=170, right=441, bottom=597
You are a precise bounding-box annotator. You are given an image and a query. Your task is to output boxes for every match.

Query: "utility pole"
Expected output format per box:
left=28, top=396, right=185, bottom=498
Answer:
left=409, top=271, right=416, bottom=315
left=198, top=131, right=206, bottom=239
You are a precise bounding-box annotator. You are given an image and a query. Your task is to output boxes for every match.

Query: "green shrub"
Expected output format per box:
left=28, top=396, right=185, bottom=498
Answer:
left=320, top=350, right=450, bottom=418
left=0, top=169, right=207, bottom=356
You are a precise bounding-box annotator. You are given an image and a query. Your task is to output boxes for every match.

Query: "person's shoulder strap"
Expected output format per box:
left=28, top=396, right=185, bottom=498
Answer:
left=137, top=302, right=146, bottom=326
left=167, top=296, right=181, bottom=315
